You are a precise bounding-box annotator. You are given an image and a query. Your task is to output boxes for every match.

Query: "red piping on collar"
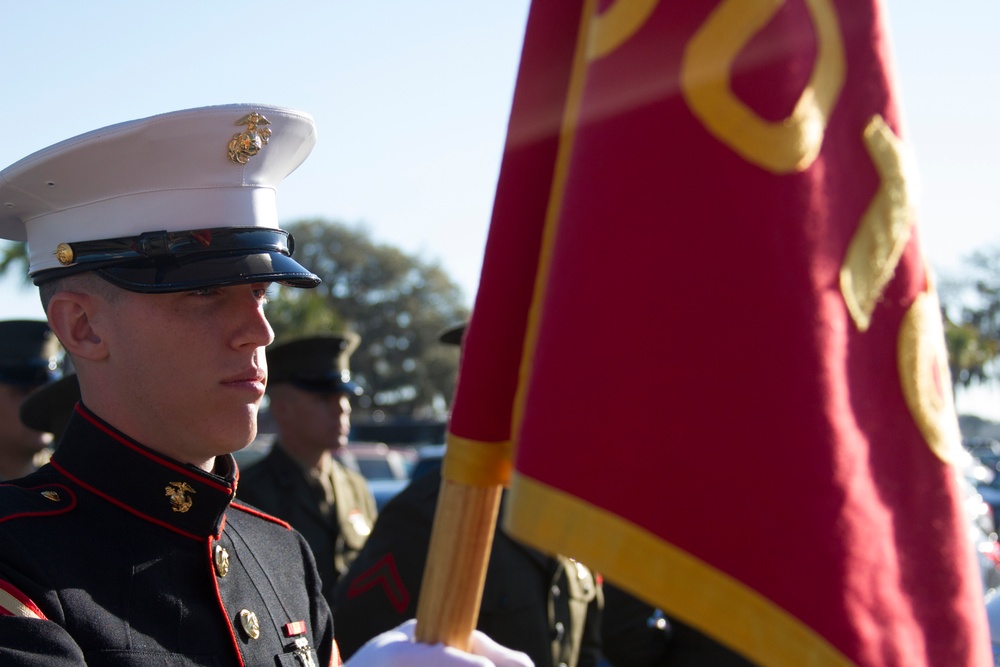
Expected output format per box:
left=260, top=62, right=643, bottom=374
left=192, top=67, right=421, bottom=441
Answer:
left=75, top=405, right=233, bottom=495
left=230, top=501, right=292, bottom=530
left=214, top=514, right=228, bottom=541
left=49, top=459, right=203, bottom=542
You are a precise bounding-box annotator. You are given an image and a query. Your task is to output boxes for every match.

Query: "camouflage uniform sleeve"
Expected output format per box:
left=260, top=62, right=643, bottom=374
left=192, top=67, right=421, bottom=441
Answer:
left=576, top=568, right=604, bottom=667
left=332, top=474, right=437, bottom=659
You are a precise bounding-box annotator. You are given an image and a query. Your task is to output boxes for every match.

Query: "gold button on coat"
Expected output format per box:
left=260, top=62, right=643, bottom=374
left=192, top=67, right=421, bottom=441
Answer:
left=214, top=545, right=230, bottom=577
left=239, top=609, right=260, bottom=639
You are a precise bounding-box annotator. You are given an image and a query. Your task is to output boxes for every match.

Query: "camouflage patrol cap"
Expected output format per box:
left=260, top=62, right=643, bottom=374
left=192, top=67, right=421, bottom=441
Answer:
left=20, top=372, right=80, bottom=439
left=0, top=104, right=320, bottom=293
left=267, top=334, right=362, bottom=396
left=0, top=320, right=62, bottom=386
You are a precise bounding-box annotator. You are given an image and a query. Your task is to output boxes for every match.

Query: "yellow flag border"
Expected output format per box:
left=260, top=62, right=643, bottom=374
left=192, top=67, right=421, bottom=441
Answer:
left=504, top=473, right=857, bottom=667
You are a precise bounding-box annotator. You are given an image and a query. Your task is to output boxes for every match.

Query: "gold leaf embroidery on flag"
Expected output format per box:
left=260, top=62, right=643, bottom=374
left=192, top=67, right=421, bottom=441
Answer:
left=840, top=115, right=918, bottom=332
left=680, top=0, right=845, bottom=173
left=587, top=0, right=659, bottom=60
left=898, top=288, right=961, bottom=463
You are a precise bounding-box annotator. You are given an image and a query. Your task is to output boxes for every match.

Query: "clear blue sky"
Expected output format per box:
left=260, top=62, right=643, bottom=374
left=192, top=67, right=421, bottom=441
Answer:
left=0, top=1, right=531, bottom=315
left=2, top=1, right=998, bottom=415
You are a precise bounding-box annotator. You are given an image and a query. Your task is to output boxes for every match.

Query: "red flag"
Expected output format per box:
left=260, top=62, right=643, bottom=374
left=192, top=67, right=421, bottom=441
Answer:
left=444, top=0, right=992, bottom=665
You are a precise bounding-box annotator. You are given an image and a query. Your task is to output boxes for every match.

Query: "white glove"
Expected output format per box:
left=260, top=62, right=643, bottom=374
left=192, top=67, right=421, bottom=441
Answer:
left=344, top=619, right=534, bottom=667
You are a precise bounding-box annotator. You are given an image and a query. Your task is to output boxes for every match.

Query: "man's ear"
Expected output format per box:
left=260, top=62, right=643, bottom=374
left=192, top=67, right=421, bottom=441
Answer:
left=47, top=290, right=109, bottom=361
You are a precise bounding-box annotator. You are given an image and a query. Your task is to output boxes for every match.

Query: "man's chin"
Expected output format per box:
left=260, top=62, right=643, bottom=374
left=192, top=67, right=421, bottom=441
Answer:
left=213, top=406, right=259, bottom=454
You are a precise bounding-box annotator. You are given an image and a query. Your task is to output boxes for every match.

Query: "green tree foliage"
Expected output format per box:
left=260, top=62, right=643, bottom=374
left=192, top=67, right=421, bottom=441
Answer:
left=939, top=246, right=1000, bottom=392
left=944, top=314, right=1000, bottom=389
left=274, top=219, right=468, bottom=421
left=0, top=241, right=30, bottom=284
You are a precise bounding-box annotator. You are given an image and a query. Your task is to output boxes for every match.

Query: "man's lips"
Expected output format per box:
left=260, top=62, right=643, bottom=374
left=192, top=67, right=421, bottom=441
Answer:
left=222, top=371, right=266, bottom=387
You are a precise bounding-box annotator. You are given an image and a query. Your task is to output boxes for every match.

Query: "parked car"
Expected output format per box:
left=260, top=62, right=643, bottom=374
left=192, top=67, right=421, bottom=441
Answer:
left=986, top=591, right=1000, bottom=665
left=958, top=449, right=1000, bottom=596
left=968, top=437, right=1000, bottom=472
left=336, top=442, right=417, bottom=480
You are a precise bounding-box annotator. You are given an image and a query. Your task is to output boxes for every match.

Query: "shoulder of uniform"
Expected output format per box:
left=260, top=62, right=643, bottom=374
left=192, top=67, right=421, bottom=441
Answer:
left=397, top=469, right=441, bottom=505
left=0, top=481, right=77, bottom=523
left=228, top=500, right=293, bottom=530
left=236, top=453, right=275, bottom=481
left=372, top=471, right=438, bottom=523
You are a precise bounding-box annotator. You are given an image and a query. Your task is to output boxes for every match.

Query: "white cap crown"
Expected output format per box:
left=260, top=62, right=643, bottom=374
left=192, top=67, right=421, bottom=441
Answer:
left=0, top=103, right=319, bottom=291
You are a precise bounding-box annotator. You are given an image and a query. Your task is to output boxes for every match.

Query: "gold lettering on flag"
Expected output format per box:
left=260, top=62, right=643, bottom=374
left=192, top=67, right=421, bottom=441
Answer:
left=587, top=0, right=659, bottom=60
left=680, top=0, right=845, bottom=173
left=898, top=288, right=962, bottom=463
left=840, top=115, right=918, bottom=332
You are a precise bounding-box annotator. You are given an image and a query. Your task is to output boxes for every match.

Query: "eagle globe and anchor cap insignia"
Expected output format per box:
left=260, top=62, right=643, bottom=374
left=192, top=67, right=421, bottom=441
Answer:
left=228, top=112, right=272, bottom=164
left=165, top=481, right=196, bottom=513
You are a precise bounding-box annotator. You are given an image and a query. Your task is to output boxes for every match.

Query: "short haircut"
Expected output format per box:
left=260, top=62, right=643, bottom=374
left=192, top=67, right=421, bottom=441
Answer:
left=39, top=273, right=122, bottom=313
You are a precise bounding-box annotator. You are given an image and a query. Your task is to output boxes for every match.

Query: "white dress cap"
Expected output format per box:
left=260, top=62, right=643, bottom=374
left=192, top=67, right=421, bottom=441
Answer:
left=0, top=103, right=320, bottom=292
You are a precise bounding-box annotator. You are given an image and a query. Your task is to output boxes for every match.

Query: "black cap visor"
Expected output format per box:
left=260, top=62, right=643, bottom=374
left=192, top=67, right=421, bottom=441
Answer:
left=32, top=227, right=320, bottom=293
left=97, top=250, right=319, bottom=293
left=285, top=369, right=362, bottom=396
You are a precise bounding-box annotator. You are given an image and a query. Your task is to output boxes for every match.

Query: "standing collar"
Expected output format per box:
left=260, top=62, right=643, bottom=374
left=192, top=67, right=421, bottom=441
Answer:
left=50, top=404, right=238, bottom=540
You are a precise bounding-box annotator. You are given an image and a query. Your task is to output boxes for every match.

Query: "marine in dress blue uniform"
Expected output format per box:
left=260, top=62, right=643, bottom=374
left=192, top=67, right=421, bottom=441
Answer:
left=0, top=404, right=333, bottom=666
left=0, top=105, right=536, bottom=667
left=0, top=103, right=335, bottom=666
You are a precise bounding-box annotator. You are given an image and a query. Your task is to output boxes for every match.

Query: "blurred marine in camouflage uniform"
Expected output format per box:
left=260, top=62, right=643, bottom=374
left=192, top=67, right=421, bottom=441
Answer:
left=334, top=324, right=602, bottom=666
left=239, top=333, right=378, bottom=610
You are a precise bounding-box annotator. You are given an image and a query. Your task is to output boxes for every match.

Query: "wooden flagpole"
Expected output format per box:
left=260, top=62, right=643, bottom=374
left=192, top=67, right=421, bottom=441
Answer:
left=413, top=478, right=503, bottom=650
